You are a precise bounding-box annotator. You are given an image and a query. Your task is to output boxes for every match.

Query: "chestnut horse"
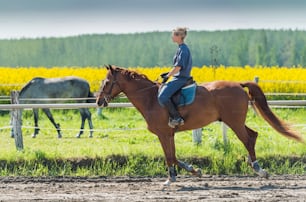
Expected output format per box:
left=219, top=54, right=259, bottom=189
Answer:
left=96, top=65, right=303, bottom=185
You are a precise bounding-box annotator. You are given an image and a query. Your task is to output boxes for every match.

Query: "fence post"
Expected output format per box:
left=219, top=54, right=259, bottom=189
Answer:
left=252, top=76, right=259, bottom=116
left=192, top=128, right=202, bottom=145
left=97, top=107, right=103, bottom=118
left=222, top=122, right=228, bottom=145
left=10, top=91, right=23, bottom=151
left=254, top=76, right=259, bottom=83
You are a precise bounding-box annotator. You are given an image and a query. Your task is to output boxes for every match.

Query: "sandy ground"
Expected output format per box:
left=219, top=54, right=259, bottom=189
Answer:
left=0, top=175, right=305, bottom=201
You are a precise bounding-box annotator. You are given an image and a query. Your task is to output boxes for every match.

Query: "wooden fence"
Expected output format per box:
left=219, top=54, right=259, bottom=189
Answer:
left=1, top=91, right=306, bottom=151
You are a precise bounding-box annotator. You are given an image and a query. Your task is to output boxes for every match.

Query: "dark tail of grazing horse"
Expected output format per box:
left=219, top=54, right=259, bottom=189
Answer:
left=241, top=82, right=304, bottom=143
left=87, top=92, right=96, bottom=103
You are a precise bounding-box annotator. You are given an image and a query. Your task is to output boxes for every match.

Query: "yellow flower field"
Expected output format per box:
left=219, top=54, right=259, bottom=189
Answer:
left=0, top=66, right=306, bottom=95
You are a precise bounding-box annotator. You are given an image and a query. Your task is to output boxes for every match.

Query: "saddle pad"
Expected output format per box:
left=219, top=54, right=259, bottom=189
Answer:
left=177, top=83, right=197, bottom=107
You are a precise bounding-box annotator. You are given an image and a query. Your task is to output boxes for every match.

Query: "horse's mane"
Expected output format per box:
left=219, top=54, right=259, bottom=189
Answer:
left=115, top=67, right=155, bottom=84
left=19, top=77, right=45, bottom=96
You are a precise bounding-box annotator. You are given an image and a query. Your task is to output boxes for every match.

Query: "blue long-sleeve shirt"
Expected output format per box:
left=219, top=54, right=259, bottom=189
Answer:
left=173, top=43, right=192, bottom=78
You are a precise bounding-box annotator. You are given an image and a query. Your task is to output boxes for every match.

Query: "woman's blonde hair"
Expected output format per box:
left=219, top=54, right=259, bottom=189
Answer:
left=172, top=27, right=188, bottom=39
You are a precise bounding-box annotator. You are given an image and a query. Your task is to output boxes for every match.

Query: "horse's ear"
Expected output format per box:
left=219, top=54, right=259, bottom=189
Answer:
left=105, top=64, right=111, bottom=70
left=105, top=64, right=115, bottom=73
left=105, top=64, right=115, bottom=74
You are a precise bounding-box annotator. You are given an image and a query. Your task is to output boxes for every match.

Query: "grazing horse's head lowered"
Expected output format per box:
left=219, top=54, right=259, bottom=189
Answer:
left=96, top=64, right=304, bottom=186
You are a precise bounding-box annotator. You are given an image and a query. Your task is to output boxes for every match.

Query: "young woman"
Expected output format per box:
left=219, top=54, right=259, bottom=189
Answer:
left=158, top=27, right=193, bottom=128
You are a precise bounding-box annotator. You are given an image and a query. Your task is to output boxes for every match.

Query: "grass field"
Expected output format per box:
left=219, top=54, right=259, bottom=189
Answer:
left=0, top=107, right=305, bottom=176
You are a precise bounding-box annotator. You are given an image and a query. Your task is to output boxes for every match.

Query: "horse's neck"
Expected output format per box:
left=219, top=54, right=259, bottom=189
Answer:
left=122, top=80, right=158, bottom=117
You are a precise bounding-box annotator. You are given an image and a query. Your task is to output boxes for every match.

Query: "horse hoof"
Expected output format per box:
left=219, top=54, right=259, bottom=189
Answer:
left=76, top=135, right=81, bottom=138
left=32, top=134, right=37, bottom=138
left=258, top=169, right=269, bottom=179
left=193, top=169, right=202, bottom=178
left=58, top=135, right=62, bottom=139
left=163, top=179, right=171, bottom=186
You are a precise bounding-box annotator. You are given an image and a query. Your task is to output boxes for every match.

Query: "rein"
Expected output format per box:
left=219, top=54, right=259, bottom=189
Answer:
left=102, top=71, right=159, bottom=104
left=135, top=83, right=159, bottom=93
left=134, top=76, right=161, bottom=93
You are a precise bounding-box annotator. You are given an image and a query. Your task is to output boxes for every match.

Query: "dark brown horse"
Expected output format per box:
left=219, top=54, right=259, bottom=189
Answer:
left=96, top=65, right=303, bottom=185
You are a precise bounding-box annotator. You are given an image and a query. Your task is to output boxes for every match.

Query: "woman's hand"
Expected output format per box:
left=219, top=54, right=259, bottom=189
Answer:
left=160, top=72, right=169, bottom=83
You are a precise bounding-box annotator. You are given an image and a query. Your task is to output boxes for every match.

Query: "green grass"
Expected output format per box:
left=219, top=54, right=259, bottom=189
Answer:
left=0, top=107, right=305, bottom=176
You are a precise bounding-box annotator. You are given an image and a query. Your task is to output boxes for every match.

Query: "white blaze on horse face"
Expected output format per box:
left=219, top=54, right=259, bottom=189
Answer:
left=102, top=79, right=109, bottom=88
left=100, top=79, right=109, bottom=94
left=98, top=78, right=113, bottom=106
left=103, top=78, right=109, bottom=84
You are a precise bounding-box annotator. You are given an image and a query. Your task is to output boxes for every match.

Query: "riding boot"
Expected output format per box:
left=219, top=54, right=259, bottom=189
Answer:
left=163, top=100, right=184, bottom=128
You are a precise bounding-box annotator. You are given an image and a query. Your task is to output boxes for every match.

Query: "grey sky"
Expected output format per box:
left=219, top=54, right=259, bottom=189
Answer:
left=0, top=0, right=305, bottom=39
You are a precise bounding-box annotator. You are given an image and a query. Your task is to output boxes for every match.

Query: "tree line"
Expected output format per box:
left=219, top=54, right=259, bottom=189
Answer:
left=0, top=29, right=306, bottom=67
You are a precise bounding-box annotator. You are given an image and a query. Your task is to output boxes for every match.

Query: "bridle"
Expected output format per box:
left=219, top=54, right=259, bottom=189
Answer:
left=100, top=70, right=160, bottom=104
left=101, top=70, right=121, bottom=104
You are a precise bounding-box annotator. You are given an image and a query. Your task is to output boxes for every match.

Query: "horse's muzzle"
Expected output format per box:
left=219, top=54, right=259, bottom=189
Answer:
left=96, top=98, right=108, bottom=107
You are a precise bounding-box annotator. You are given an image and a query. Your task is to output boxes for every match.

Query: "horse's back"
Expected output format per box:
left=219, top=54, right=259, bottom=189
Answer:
left=45, top=76, right=90, bottom=93
left=202, top=80, right=249, bottom=104
left=19, top=76, right=91, bottom=103
left=202, top=81, right=249, bottom=122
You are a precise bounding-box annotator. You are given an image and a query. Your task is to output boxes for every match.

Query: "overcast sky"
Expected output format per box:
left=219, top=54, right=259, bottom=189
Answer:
left=0, top=0, right=306, bottom=39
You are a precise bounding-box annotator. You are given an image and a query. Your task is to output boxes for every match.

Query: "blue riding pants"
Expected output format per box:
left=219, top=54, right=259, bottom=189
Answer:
left=158, top=77, right=189, bottom=106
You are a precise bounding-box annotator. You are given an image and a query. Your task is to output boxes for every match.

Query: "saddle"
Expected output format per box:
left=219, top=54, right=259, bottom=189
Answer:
left=171, top=78, right=197, bottom=107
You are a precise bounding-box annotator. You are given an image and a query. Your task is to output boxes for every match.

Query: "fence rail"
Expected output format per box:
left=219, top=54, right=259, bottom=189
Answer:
left=0, top=102, right=133, bottom=110
left=3, top=90, right=306, bottom=151
left=1, top=100, right=306, bottom=110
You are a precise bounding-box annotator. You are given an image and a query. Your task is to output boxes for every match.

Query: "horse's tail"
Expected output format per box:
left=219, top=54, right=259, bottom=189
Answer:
left=87, top=91, right=96, bottom=103
left=241, top=82, right=304, bottom=143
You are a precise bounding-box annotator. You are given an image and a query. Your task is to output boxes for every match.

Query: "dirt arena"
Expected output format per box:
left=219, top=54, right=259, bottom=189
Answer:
left=0, top=175, right=305, bottom=201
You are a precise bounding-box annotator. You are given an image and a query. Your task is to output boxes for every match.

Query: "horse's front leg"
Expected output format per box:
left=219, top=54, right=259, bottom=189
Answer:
left=42, top=108, right=62, bottom=138
left=177, top=160, right=202, bottom=177
left=157, top=133, right=178, bottom=186
left=32, top=109, right=40, bottom=138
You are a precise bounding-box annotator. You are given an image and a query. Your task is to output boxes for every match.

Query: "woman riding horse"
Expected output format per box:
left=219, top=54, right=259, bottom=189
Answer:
left=96, top=65, right=303, bottom=186
left=158, top=27, right=193, bottom=128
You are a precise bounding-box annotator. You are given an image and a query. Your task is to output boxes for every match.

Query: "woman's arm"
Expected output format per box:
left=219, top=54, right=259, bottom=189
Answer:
left=167, top=66, right=181, bottom=77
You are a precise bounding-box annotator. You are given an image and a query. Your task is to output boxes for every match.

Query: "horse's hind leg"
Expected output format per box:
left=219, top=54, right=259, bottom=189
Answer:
left=42, top=108, right=62, bottom=138
left=32, top=109, right=40, bottom=138
left=80, top=108, right=93, bottom=138
left=229, top=123, right=268, bottom=178
left=76, top=109, right=89, bottom=138
left=245, top=126, right=269, bottom=178
left=86, top=109, right=94, bottom=138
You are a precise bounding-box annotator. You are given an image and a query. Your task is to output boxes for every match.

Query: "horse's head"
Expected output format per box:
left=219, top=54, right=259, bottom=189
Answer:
left=96, top=65, right=123, bottom=107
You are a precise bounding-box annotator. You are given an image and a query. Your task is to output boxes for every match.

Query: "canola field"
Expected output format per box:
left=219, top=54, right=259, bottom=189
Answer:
left=1, top=65, right=306, bottom=95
